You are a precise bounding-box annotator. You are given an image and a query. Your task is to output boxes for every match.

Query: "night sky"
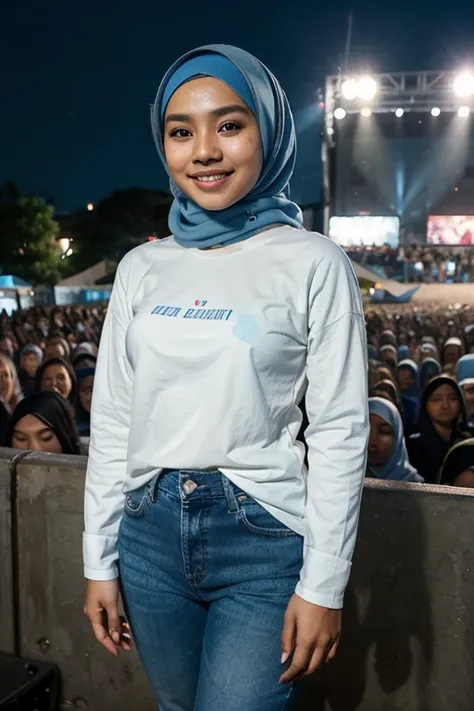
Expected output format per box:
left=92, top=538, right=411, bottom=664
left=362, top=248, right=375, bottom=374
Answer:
left=1, top=0, right=473, bottom=213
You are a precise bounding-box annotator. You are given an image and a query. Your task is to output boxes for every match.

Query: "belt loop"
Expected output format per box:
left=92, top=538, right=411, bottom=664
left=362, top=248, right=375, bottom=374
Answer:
left=222, top=474, right=239, bottom=513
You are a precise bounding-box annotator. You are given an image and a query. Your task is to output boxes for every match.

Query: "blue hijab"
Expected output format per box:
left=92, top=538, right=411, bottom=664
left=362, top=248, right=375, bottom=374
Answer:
left=419, top=357, right=441, bottom=389
left=397, top=358, right=420, bottom=427
left=398, top=345, right=409, bottom=361
left=151, top=44, right=303, bottom=248
left=368, top=397, right=423, bottom=482
left=457, top=354, right=474, bottom=387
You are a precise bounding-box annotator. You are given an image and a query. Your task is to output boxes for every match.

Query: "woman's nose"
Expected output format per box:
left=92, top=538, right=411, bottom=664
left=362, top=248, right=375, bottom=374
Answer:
left=192, top=132, right=222, bottom=164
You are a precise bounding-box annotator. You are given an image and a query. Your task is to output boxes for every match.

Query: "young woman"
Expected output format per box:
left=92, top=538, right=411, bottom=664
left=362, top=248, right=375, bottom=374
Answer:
left=83, top=44, right=368, bottom=711
left=18, top=344, right=43, bottom=397
left=370, top=378, right=402, bottom=412
left=4, top=391, right=80, bottom=454
left=35, top=356, right=77, bottom=407
left=440, top=439, right=474, bottom=488
left=396, top=359, right=420, bottom=429
left=379, top=345, right=397, bottom=372
left=0, top=353, right=23, bottom=412
left=367, top=397, right=423, bottom=482
left=442, top=337, right=464, bottom=367
left=419, top=357, right=441, bottom=391
left=407, top=376, right=469, bottom=484
left=457, top=354, right=474, bottom=432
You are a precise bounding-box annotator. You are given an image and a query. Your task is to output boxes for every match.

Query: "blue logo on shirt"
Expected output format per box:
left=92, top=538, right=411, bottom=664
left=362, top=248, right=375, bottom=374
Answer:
left=151, top=300, right=233, bottom=322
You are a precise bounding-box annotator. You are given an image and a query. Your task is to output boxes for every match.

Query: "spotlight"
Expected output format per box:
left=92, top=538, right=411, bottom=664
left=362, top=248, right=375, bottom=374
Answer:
left=334, top=107, right=347, bottom=120
left=395, top=108, right=404, bottom=118
left=458, top=105, right=471, bottom=118
left=453, top=71, right=474, bottom=97
left=358, top=76, right=377, bottom=101
left=431, top=107, right=441, bottom=117
left=361, top=107, right=372, bottom=117
left=341, top=79, right=358, bottom=101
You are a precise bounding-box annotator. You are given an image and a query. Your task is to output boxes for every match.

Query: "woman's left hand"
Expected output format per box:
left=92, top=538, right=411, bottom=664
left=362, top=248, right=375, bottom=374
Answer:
left=279, top=594, right=341, bottom=684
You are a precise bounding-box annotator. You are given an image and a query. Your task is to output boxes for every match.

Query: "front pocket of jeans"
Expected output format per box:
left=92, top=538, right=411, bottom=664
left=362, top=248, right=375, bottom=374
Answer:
left=237, top=501, right=298, bottom=538
left=123, top=485, right=149, bottom=519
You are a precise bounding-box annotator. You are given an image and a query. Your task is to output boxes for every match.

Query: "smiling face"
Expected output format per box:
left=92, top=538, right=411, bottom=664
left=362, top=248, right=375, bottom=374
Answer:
left=41, top=364, right=73, bottom=400
left=163, top=77, right=263, bottom=211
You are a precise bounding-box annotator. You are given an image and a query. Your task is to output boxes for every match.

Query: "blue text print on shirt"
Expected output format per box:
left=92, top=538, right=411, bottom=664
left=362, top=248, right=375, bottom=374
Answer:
left=151, top=300, right=233, bottom=322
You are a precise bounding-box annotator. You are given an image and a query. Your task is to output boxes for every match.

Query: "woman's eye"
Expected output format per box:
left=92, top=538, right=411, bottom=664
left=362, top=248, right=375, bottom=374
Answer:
left=40, top=433, right=54, bottom=442
left=219, top=121, right=240, bottom=132
left=170, top=128, right=191, bottom=138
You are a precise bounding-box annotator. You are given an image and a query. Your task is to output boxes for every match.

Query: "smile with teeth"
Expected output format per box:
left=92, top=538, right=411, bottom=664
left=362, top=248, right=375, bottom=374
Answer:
left=194, top=173, right=230, bottom=182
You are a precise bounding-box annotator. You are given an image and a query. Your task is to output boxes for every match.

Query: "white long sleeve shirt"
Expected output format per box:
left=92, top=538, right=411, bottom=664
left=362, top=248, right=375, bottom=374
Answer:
left=84, top=225, right=368, bottom=608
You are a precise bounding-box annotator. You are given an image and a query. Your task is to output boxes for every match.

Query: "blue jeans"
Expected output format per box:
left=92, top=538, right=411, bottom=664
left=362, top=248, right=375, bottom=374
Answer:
left=118, top=469, right=304, bottom=711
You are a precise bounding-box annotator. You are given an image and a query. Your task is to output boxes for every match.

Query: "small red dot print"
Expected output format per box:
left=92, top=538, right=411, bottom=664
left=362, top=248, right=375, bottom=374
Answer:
left=195, top=300, right=200, bottom=306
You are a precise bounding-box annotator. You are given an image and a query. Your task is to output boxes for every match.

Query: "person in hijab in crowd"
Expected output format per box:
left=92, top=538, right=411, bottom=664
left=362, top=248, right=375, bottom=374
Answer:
left=407, top=376, right=469, bottom=484
left=0, top=335, right=15, bottom=359
left=464, top=325, right=474, bottom=354
left=442, top=337, right=464, bottom=367
left=18, top=344, right=43, bottom=397
left=75, top=368, right=95, bottom=437
left=0, top=353, right=23, bottom=413
left=380, top=330, right=397, bottom=348
left=376, top=365, right=398, bottom=387
left=419, top=343, right=439, bottom=362
left=379, top=345, right=397, bottom=372
left=440, top=439, right=474, bottom=488
left=457, top=353, right=474, bottom=432
left=398, top=345, right=409, bottom=362
left=35, top=357, right=77, bottom=407
left=4, top=391, right=80, bottom=454
left=419, top=357, right=441, bottom=391
left=367, top=398, right=423, bottom=483
left=44, top=339, right=68, bottom=361
left=72, top=343, right=98, bottom=371
left=83, top=44, right=368, bottom=711
left=397, top=359, right=420, bottom=429
left=370, top=378, right=402, bottom=412
left=368, top=360, right=382, bottom=390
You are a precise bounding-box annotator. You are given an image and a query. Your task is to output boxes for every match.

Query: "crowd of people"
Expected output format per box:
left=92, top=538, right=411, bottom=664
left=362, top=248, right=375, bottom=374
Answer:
left=0, top=305, right=102, bottom=452
left=1, top=301, right=474, bottom=489
left=345, top=245, right=474, bottom=283
left=366, top=304, right=474, bottom=486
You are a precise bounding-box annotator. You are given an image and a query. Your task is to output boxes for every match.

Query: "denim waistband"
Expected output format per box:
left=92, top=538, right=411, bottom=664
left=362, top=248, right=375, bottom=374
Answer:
left=152, top=469, right=243, bottom=512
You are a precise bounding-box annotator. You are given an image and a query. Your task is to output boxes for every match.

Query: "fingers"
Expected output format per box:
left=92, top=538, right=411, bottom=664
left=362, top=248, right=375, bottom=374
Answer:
left=279, top=639, right=313, bottom=684
left=279, top=634, right=340, bottom=684
left=280, top=608, right=296, bottom=666
left=88, top=605, right=119, bottom=657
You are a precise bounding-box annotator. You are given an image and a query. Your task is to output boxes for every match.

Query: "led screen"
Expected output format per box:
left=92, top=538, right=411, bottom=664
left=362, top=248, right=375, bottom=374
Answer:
left=329, top=216, right=400, bottom=247
left=427, top=216, right=474, bottom=246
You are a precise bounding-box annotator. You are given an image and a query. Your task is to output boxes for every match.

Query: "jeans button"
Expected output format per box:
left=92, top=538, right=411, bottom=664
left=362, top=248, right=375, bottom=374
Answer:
left=183, top=480, right=198, bottom=495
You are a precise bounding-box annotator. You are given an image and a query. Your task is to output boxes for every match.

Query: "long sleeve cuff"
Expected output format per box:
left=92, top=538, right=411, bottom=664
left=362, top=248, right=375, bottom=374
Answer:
left=295, top=544, right=352, bottom=609
left=83, top=532, right=119, bottom=580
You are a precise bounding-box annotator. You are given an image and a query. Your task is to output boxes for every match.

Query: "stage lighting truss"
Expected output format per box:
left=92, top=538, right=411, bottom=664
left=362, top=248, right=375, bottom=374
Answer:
left=324, top=69, right=473, bottom=144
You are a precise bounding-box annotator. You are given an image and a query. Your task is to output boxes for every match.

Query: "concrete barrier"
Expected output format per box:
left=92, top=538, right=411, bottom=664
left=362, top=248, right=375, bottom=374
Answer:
left=12, top=451, right=154, bottom=711
left=0, top=450, right=14, bottom=654
left=295, top=480, right=474, bottom=711
left=2, top=452, right=474, bottom=710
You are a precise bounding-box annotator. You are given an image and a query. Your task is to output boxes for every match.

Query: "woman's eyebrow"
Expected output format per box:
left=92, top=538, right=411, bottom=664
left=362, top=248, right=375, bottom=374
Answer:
left=165, top=104, right=249, bottom=125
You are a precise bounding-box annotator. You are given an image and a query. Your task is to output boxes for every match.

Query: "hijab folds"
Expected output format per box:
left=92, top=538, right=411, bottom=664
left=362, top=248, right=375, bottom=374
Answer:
left=151, top=45, right=303, bottom=249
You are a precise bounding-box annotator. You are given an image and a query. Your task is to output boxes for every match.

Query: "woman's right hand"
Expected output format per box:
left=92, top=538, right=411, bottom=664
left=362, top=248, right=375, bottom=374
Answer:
left=84, top=579, right=132, bottom=657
